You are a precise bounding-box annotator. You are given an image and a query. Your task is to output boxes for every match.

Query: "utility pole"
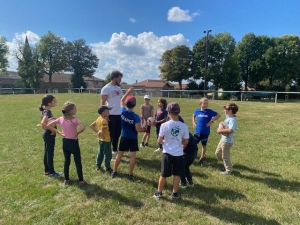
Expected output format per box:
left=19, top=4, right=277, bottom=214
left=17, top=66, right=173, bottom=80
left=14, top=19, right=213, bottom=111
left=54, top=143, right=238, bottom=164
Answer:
left=203, top=30, right=212, bottom=96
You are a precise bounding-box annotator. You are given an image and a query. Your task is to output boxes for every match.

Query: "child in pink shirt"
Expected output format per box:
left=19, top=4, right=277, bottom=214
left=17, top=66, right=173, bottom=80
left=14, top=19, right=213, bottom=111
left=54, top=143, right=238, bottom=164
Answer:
left=48, top=101, right=87, bottom=186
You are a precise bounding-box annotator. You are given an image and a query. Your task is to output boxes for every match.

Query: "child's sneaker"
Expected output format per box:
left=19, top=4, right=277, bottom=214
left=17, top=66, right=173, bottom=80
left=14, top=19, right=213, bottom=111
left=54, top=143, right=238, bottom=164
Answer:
left=96, top=167, right=100, bottom=171
left=188, top=180, right=194, bottom=187
left=63, top=179, right=71, bottom=185
left=154, top=148, right=162, bottom=152
left=106, top=168, right=113, bottom=174
left=171, top=192, right=181, bottom=200
left=128, top=174, right=134, bottom=179
left=198, top=158, right=204, bottom=165
left=153, top=192, right=163, bottom=200
left=220, top=171, right=232, bottom=175
left=79, top=180, right=87, bottom=186
left=140, top=143, right=145, bottom=148
left=111, top=171, right=117, bottom=178
left=44, top=172, right=50, bottom=176
left=48, top=172, right=63, bottom=177
left=144, top=143, right=149, bottom=147
left=112, top=150, right=118, bottom=155
left=180, top=182, right=187, bottom=188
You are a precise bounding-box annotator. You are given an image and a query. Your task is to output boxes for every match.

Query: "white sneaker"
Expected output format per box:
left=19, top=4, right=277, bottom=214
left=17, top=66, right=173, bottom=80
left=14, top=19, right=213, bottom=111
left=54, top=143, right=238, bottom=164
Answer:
left=112, top=151, right=118, bottom=155
left=140, top=143, right=145, bottom=148
left=154, top=148, right=162, bottom=152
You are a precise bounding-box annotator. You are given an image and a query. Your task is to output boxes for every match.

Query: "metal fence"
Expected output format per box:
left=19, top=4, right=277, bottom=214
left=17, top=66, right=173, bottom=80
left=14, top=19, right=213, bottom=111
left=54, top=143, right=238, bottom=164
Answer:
left=1, top=87, right=300, bottom=103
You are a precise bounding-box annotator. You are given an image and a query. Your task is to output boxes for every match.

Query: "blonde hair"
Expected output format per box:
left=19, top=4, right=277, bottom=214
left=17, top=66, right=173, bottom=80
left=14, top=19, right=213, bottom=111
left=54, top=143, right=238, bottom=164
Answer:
left=199, top=97, right=208, bottom=105
left=62, top=101, right=76, bottom=120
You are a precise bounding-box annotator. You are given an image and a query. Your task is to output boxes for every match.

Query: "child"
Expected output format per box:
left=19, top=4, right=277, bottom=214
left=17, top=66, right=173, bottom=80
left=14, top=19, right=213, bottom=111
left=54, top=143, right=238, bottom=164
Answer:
left=39, top=94, right=63, bottom=177
left=140, top=95, right=154, bottom=148
left=192, top=97, right=221, bottom=165
left=154, top=98, right=168, bottom=152
left=111, top=87, right=146, bottom=178
left=153, top=102, right=189, bottom=200
left=215, top=103, right=238, bottom=175
left=90, top=105, right=113, bottom=173
left=180, top=133, right=198, bottom=188
left=48, top=101, right=87, bottom=186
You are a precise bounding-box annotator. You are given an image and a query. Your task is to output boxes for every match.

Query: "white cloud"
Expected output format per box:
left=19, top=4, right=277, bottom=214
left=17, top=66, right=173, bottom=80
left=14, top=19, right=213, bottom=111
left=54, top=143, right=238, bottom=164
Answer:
left=90, top=32, right=189, bottom=83
left=6, top=31, right=190, bottom=84
left=167, top=7, right=200, bottom=22
left=129, top=18, right=137, bottom=23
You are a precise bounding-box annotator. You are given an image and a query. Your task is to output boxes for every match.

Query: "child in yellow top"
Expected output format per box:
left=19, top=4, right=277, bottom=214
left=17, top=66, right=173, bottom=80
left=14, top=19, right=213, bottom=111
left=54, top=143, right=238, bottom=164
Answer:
left=90, top=105, right=112, bottom=173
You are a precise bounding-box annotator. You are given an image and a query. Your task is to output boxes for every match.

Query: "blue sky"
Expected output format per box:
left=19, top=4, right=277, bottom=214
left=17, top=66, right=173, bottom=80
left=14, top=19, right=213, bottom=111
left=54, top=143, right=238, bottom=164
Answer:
left=1, top=0, right=299, bottom=83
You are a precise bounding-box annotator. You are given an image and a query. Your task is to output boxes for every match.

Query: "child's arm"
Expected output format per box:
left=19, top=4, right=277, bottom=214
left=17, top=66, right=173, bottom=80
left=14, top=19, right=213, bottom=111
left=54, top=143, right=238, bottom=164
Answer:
left=47, top=119, right=64, bottom=137
left=140, top=106, right=144, bottom=118
left=121, top=87, right=134, bottom=107
left=157, top=136, right=164, bottom=145
left=182, top=138, right=189, bottom=149
left=135, top=123, right=146, bottom=133
left=150, top=107, right=154, bottom=117
left=217, top=128, right=233, bottom=135
left=73, top=122, right=86, bottom=140
left=192, top=114, right=197, bottom=128
left=207, top=113, right=222, bottom=127
left=90, top=121, right=103, bottom=139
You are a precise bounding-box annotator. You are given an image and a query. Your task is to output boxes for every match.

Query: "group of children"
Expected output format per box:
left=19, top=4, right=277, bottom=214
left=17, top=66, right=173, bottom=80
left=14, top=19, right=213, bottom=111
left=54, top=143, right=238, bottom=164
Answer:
left=39, top=92, right=238, bottom=199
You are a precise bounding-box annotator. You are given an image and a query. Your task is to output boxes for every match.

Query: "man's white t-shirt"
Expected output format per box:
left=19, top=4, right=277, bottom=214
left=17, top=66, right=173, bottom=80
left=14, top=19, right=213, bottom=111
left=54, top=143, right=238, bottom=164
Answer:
left=159, top=120, right=189, bottom=156
left=101, top=83, right=123, bottom=115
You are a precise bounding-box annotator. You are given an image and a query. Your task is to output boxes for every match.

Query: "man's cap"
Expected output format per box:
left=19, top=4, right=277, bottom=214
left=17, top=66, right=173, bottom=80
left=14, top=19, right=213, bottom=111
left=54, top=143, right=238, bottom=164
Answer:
left=166, top=102, right=180, bottom=113
left=98, top=105, right=112, bottom=114
left=144, top=95, right=150, bottom=100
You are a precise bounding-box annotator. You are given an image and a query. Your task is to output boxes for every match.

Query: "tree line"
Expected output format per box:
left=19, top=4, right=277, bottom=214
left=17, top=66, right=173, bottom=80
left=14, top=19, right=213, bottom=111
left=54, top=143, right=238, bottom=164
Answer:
left=159, top=32, right=300, bottom=92
left=1, top=31, right=300, bottom=92
left=0, top=31, right=99, bottom=92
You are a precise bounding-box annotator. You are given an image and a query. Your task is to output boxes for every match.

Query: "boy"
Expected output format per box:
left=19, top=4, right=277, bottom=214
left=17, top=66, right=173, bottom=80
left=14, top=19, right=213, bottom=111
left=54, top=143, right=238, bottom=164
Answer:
left=192, top=97, right=221, bottom=165
left=90, top=105, right=113, bottom=173
left=215, top=103, right=239, bottom=175
left=153, top=102, right=189, bottom=200
left=111, top=87, right=146, bottom=178
left=140, top=95, right=154, bottom=148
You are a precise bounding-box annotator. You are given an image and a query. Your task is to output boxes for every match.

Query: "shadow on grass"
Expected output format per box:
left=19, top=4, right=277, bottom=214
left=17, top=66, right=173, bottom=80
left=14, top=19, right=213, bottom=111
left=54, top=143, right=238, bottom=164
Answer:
left=81, top=183, right=143, bottom=208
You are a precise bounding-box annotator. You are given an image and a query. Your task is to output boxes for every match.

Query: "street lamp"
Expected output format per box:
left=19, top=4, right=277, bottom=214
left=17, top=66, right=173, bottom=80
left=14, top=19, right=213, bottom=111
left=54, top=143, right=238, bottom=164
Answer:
left=203, top=30, right=212, bottom=96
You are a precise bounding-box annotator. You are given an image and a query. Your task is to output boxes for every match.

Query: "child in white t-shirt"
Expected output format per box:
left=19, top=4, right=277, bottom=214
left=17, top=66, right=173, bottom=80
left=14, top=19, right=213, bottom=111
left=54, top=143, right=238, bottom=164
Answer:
left=153, top=102, right=189, bottom=200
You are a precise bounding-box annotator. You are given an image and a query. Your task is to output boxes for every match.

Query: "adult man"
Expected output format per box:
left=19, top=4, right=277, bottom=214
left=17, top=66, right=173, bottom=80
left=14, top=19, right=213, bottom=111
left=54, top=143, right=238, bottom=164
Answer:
left=100, top=71, right=123, bottom=155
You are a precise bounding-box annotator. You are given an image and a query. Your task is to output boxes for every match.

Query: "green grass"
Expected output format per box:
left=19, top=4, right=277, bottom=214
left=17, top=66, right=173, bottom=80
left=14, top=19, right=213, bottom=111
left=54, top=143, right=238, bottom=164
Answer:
left=1, top=94, right=299, bottom=225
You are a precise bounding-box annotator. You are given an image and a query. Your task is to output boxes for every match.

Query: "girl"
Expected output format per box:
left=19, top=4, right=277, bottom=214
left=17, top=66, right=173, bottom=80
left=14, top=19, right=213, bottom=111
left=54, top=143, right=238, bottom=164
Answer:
left=140, top=95, right=154, bottom=148
left=39, top=95, right=62, bottom=177
left=154, top=98, right=167, bottom=152
left=48, top=101, right=87, bottom=186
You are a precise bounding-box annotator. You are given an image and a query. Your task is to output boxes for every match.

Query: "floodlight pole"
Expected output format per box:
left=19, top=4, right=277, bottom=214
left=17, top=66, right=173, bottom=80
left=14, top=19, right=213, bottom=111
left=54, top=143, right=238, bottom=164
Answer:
left=204, top=30, right=212, bottom=96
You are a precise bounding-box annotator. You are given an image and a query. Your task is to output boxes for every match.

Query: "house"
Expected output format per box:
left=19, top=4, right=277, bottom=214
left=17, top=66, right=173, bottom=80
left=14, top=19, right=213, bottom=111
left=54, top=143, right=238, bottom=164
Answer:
left=0, top=71, right=104, bottom=93
left=173, top=83, right=188, bottom=90
left=124, top=79, right=174, bottom=97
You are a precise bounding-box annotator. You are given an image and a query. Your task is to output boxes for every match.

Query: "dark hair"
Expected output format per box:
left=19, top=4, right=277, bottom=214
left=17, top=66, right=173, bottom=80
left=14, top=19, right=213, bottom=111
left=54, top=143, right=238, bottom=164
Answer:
left=226, top=103, right=239, bottom=115
left=158, top=98, right=167, bottom=109
left=126, top=101, right=136, bottom=109
left=39, top=95, right=55, bottom=111
left=110, top=70, right=123, bottom=80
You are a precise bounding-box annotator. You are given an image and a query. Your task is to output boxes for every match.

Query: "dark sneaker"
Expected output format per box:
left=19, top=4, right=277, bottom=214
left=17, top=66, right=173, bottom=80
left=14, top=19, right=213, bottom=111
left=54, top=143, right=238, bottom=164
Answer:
left=180, top=182, right=187, bottom=188
left=171, top=192, right=181, bottom=200
left=220, top=171, right=232, bottom=175
left=198, top=158, right=204, bottom=165
left=111, top=171, right=117, bottom=178
left=48, top=172, right=63, bottom=177
left=188, top=180, right=194, bottom=187
left=79, top=180, right=87, bottom=186
left=64, top=179, right=71, bottom=185
left=128, top=174, right=134, bottom=179
left=153, top=192, right=163, bottom=200
left=106, top=168, right=113, bottom=174
left=144, top=143, right=149, bottom=147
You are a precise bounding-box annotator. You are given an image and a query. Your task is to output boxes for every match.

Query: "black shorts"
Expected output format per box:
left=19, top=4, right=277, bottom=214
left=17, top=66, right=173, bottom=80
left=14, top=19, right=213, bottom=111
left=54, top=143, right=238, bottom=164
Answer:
left=118, top=137, right=139, bottom=152
left=194, top=134, right=209, bottom=146
left=161, top=153, right=184, bottom=177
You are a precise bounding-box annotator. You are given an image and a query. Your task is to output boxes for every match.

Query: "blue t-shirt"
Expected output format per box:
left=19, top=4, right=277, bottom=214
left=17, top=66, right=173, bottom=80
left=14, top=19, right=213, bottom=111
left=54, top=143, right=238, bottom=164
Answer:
left=120, top=106, right=140, bottom=139
left=221, top=115, right=237, bottom=143
left=193, top=108, right=218, bottom=135
left=155, top=108, right=167, bottom=129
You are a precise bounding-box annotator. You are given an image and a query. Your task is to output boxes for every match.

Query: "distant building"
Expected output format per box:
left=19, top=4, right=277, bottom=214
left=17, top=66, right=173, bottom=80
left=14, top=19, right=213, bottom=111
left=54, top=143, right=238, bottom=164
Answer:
left=122, top=79, right=174, bottom=97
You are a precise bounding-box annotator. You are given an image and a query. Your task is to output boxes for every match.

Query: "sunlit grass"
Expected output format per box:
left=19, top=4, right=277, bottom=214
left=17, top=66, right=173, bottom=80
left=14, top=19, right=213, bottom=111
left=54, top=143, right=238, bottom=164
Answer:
left=1, top=93, right=300, bottom=224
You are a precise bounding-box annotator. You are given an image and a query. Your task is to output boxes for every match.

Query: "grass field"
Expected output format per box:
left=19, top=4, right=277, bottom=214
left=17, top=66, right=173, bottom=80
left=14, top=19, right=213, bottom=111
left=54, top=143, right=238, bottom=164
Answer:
left=0, top=93, right=299, bottom=225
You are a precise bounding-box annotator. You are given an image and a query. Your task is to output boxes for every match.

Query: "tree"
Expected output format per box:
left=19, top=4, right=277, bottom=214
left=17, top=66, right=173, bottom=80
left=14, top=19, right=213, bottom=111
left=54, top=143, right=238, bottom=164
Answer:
left=103, top=73, right=111, bottom=85
left=0, top=36, right=9, bottom=72
left=37, top=31, right=67, bottom=89
left=16, top=36, right=42, bottom=91
left=65, top=39, right=99, bottom=89
left=159, top=45, right=193, bottom=90
left=235, top=33, right=259, bottom=90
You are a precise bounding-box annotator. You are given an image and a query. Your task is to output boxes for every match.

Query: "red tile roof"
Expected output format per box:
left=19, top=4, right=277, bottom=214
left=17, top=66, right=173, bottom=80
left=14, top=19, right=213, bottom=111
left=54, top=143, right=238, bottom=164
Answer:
left=131, top=79, right=174, bottom=88
left=173, top=83, right=188, bottom=90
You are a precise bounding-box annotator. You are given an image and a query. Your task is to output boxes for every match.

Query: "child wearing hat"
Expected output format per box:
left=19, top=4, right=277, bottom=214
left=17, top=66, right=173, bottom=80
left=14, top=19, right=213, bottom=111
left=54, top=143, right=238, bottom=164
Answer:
left=140, top=95, right=154, bottom=148
left=111, top=87, right=146, bottom=178
left=153, top=102, right=189, bottom=200
left=90, top=105, right=113, bottom=173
